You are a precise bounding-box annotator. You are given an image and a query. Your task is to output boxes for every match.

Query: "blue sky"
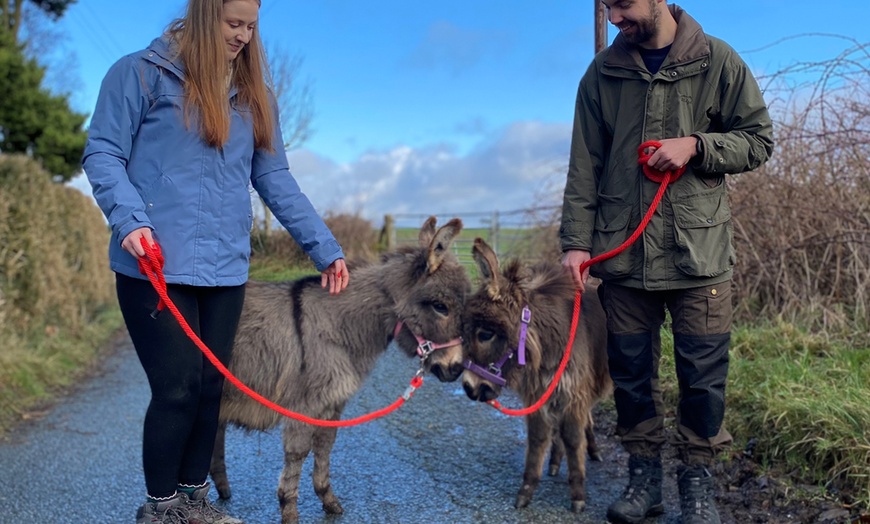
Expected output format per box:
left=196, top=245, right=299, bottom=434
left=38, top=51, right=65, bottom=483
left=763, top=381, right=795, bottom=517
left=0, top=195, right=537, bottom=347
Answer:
left=54, top=1, right=869, bottom=225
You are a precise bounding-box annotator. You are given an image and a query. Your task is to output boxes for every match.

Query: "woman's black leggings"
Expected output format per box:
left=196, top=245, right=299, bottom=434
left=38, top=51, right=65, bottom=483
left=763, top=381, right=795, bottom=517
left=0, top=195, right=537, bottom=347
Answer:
left=116, top=274, right=245, bottom=498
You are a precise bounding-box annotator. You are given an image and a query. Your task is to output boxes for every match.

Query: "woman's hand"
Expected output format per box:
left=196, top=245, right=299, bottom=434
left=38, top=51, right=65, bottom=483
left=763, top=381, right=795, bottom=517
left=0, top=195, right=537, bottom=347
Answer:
left=322, top=258, right=349, bottom=295
left=121, top=227, right=155, bottom=258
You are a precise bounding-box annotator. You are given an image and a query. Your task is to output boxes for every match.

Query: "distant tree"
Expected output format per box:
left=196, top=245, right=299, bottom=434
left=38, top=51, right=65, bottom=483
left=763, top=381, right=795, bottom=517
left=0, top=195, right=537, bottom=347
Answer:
left=1, top=0, right=76, bottom=43
left=257, top=45, right=316, bottom=231
left=268, top=44, right=315, bottom=151
left=0, top=30, right=87, bottom=181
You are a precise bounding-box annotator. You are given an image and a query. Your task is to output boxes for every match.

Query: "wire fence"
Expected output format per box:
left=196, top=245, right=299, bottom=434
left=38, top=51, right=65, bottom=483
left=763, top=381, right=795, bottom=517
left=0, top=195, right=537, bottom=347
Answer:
left=381, top=206, right=562, bottom=268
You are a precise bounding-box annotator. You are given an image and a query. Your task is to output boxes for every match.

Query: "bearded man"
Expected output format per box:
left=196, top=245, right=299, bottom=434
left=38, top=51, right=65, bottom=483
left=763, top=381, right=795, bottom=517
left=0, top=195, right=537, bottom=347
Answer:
left=559, top=1, right=774, bottom=523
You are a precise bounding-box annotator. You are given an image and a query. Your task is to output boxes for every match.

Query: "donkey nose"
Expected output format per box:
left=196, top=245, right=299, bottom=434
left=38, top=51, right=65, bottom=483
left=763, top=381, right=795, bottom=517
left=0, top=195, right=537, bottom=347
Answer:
left=462, top=381, right=480, bottom=401
left=441, top=362, right=464, bottom=382
left=431, top=363, right=462, bottom=383
left=479, top=383, right=500, bottom=403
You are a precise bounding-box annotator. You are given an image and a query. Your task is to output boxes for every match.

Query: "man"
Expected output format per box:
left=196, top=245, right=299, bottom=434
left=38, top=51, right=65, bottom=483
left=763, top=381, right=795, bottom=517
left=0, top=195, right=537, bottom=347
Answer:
left=560, top=1, right=773, bottom=523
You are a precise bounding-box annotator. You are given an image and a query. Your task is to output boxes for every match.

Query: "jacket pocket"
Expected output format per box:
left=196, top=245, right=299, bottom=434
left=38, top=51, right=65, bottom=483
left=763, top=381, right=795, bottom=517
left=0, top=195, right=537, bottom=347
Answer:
left=592, top=202, right=633, bottom=278
left=672, top=190, right=735, bottom=277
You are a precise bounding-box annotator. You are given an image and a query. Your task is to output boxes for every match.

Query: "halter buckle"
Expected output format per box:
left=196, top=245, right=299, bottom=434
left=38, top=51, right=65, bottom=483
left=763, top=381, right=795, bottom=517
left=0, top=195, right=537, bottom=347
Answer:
left=417, top=340, right=434, bottom=358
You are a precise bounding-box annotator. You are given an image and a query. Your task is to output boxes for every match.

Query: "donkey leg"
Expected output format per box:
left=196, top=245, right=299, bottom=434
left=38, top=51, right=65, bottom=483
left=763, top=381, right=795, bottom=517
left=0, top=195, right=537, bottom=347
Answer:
left=312, top=411, right=343, bottom=515
left=585, top=412, right=603, bottom=462
left=548, top=434, right=565, bottom=476
left=278, top=421, right=315, bottom=523
left=516, top=412, right=551, bottom=509
left=210, top=422, right=232, bottom=499
left=560, top=410, right=589, bottom=513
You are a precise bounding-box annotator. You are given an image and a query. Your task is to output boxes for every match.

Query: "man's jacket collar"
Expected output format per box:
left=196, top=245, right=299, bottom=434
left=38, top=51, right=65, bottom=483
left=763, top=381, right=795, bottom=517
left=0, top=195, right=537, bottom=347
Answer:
left=603, top=4, right=710, bottom=72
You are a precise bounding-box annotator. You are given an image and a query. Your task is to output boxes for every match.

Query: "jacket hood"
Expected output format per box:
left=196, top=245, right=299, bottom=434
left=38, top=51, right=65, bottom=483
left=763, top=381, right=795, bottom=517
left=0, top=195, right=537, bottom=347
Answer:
left=146, top=35, right=186, bottom=80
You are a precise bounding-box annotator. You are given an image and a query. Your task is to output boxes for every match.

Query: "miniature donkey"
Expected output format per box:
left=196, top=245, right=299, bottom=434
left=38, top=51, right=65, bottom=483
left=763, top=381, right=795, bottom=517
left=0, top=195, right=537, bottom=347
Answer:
left=460, top=238, right=612, bottom=513
left=210, top=217, right=471, bottom=523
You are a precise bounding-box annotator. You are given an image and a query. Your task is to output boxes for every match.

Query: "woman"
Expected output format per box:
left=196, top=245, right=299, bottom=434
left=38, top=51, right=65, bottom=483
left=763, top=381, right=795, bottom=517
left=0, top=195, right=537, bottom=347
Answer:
left=83, top=1, right=348, bottom=523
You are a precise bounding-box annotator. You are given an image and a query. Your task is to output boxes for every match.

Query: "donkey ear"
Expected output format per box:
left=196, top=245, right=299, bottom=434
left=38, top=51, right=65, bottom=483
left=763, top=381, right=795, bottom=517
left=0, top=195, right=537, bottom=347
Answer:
left=426, top=218, right=463, bottom=273
left=472, top=238, right=500, bottom=298
left=418, top=216, right=438, bottom=247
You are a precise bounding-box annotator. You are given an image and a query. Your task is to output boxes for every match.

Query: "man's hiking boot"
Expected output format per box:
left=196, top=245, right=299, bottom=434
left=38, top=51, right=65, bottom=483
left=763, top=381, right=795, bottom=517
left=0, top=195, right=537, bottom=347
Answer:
left=678, top=464, right=721, bottom=524
left=136, top=493, right=189, bottom=524
left=606, top=455, right=664, bottom=524
left=184, top=483, right=244, bottom=524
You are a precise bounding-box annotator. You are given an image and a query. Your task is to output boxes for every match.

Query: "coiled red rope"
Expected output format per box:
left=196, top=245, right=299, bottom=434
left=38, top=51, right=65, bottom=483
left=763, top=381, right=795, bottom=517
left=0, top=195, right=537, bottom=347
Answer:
left=489, top=140, right=684, bottom=416
left=136, top=241, right=422, bottom=427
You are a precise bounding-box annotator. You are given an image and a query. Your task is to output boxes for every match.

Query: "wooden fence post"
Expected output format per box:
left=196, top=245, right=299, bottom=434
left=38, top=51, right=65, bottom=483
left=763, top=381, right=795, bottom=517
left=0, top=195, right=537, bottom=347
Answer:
left=489, top=210, right=500, bottom=256
left=380, top=214, right=395, bottom=251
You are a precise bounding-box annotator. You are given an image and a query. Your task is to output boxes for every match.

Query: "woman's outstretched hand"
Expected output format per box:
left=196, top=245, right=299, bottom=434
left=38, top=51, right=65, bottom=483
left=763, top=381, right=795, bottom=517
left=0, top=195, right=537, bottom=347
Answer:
left=322, top=258, right=349, bottom=295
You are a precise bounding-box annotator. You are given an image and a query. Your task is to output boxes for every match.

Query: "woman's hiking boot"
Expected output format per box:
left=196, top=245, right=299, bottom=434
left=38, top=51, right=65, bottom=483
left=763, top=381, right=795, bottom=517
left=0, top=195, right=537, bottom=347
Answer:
left=678, top=464, right=721, bottom=524
left=606, top=455, right=664, bottom=524
left=136, top=493, right=189, bottom=524
left=183, top=483, right=244, bottom=524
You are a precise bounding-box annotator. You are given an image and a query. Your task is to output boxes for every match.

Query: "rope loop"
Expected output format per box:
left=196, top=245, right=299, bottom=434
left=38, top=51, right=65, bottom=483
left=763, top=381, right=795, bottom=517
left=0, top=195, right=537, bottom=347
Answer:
left=637, top=140, right=687, bottom=183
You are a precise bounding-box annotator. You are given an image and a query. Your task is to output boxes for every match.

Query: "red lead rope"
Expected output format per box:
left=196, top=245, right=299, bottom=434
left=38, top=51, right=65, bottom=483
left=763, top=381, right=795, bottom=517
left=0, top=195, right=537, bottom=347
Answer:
left=136, top=241, right=423, bottom=427
left=488, top=141, right=685, bottom=416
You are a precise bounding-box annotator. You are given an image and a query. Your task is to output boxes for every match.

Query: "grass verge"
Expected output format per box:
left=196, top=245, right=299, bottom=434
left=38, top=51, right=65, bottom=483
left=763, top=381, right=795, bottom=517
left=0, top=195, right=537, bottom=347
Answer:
left=658, top=321, right=870, bottom=507
left=0, top=307, right=125, bottom=436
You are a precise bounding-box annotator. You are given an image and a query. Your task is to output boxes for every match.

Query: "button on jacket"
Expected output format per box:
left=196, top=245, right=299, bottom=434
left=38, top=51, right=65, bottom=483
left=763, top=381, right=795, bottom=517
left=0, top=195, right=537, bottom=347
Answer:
left=83, top=36, right=343, bottom=286
left=560, top=5, right=774, bottom=290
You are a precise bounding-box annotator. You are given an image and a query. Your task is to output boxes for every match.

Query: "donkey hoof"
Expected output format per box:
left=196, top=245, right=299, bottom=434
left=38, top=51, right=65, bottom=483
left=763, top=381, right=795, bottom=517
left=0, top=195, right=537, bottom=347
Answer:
left=570, top=500, right=587, bottom=513
left=322, top=501, right=343, bottom=515
left=215, top=484, right=232, bottom=500
left=280, top=508, right=299, bottom=523
left=514, top=494, right=532, bottom=509
left=547, top=464, right=560, bottom=476
left=589, top=450, right=603, bottom=462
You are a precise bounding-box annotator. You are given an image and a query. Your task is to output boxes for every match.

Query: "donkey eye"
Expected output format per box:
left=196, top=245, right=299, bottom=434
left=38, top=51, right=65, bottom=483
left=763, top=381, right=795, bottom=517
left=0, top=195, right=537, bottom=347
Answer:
left=431, top=302, right=449, bottom=315
left=477, top=329, right=494, bottom=342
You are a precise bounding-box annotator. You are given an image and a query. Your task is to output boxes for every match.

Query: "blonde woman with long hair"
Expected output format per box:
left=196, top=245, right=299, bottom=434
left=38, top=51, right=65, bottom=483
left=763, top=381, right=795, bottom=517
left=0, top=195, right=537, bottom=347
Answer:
left=83, top=1, right=348, bottom=522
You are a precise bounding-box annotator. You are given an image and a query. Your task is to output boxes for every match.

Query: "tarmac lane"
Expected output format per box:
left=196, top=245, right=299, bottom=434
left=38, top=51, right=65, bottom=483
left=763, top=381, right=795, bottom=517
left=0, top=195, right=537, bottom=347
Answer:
left=0, top=338, right=638, bottom=524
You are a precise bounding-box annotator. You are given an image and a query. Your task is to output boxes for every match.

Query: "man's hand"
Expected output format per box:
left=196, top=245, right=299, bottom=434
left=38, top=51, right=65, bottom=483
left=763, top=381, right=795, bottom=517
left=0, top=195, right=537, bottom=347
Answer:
left=645, top=136, right=699, bottom=172
left=561, top=250, right=591, bottom=293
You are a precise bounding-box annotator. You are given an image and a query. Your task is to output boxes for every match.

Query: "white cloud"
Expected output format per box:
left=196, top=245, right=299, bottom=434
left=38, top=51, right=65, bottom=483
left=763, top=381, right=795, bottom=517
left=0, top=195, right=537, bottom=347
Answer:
left=290, top=121, right=571, bottom=228
left=68, top=121, right=572, bottom=231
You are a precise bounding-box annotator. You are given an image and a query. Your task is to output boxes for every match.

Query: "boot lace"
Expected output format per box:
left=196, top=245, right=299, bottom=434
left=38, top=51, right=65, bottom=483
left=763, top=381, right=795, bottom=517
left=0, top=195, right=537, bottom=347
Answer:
left=159, top=505, right=190, bottom=524
left=187, top=496, right=233, bottom=523
left=680, top=473, right=714, bottom=516
left=620, top=465, right=654, bottom=502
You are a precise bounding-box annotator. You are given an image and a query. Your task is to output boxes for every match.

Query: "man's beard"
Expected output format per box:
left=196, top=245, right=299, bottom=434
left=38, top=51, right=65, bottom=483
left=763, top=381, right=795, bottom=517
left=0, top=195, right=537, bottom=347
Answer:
left=619, top=2, right=659, bottom=45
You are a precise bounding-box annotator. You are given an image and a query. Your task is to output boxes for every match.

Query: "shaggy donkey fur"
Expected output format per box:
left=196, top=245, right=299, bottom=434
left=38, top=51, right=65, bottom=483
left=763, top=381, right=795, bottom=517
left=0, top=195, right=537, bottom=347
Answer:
left=209, top=217, right=471, bottom=523
left=461, top=238, right=611, bottom=513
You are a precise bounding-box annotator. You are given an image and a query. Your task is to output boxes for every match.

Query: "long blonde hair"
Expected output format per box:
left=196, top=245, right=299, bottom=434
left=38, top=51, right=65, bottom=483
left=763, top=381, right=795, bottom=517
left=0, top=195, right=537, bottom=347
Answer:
left=167, top=0, right=274, bottom=151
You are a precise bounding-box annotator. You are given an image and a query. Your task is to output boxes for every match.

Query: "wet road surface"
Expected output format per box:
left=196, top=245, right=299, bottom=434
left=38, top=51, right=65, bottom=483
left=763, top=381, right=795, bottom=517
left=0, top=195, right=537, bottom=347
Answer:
left=0, top=338, right=692, bottom=523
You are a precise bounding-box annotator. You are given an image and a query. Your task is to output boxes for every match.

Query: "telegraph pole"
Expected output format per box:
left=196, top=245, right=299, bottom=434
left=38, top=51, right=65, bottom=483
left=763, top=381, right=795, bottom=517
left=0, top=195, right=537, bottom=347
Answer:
left=595, top=1, right=608, bottom=53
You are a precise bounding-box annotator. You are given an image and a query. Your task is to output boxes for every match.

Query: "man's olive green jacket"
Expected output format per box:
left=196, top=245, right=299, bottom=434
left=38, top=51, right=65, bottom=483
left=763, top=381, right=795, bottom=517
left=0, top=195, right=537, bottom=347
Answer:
left=560, top=5, right=774, bottom=290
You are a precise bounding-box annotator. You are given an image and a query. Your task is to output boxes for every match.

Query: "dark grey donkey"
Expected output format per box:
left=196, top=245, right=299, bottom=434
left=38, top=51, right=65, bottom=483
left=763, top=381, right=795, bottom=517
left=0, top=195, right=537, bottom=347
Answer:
left=210, top=217, right=471, bottom=523
left=460, top=238, right=612, bottom=513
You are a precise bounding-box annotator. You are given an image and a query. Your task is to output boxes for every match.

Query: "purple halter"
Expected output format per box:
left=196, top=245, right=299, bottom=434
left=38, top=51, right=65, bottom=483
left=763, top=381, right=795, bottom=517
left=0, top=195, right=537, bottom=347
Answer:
left=462, top=305, right=531, bottom=387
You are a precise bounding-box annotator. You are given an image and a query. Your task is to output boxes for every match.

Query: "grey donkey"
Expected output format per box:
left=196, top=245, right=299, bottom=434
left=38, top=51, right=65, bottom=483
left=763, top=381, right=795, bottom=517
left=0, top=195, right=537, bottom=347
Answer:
left=460, top=238, right=612, bottom=513
left=210, top=217, right=471, bottom=523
